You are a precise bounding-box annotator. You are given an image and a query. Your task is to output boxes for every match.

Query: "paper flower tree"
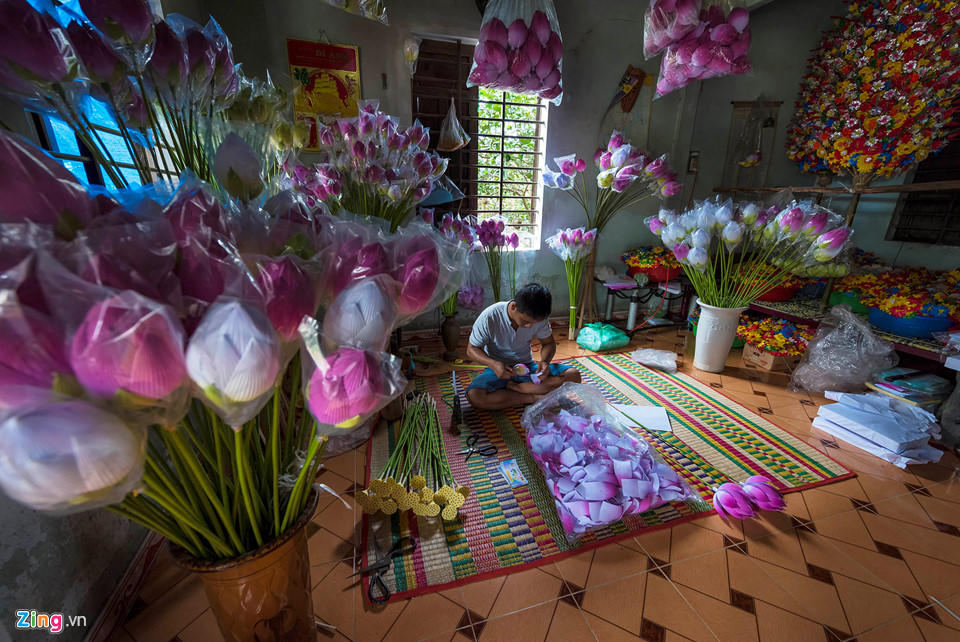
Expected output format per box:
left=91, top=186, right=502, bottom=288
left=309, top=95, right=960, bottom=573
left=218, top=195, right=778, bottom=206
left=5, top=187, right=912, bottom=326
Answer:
left=785, top=0, right=960, bottom=183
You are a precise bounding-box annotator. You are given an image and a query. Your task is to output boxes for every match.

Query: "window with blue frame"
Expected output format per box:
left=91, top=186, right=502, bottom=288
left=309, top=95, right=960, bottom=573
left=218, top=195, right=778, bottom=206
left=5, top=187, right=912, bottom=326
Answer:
left=35, top=99, right=146, bottom=189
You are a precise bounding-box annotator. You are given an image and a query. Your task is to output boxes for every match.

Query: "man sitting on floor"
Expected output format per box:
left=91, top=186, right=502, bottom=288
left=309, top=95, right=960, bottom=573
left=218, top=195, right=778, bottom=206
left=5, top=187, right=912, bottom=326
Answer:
left=466, top=283, right=582, bottom=410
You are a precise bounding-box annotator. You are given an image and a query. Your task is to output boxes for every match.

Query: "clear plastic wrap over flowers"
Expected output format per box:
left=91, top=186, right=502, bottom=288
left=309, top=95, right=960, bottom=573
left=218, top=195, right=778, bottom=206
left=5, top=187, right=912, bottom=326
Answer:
left=322, top=274, right=399, bottom=351
left=0, top=396, right=147, bottom=513
left=323, top=0, right=388, bottom=24
left=521, top=383, right=694, bottom=542
left=299, top=317, right=406, bottom=436
left=644, top=0, right=703, bottom=59
left=467, top=0, right=564, bottom=104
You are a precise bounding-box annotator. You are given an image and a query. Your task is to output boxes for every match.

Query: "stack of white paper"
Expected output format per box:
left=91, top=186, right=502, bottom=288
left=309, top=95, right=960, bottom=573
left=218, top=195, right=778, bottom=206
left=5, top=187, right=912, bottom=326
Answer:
left=815, top=392, right=942, bottom=469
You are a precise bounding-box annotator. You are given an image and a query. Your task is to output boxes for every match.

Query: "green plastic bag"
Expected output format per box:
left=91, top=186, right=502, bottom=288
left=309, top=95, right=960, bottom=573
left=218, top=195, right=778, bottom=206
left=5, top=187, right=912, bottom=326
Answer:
left=576, top=323, right=630, bottom=352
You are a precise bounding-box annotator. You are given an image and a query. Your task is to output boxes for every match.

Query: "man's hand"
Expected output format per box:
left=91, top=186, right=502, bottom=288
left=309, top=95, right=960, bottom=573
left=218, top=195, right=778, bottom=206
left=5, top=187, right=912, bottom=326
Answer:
left=492, top=362, right=512, bottom=380
left=536, top=361, right=551, bottom=380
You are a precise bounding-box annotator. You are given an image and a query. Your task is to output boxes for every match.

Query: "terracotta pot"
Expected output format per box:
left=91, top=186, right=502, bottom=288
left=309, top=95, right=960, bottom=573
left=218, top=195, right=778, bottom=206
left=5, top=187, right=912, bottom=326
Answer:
left=170, top=492, right=319, bottom=642
left=441, top=313, right=460, bottom=361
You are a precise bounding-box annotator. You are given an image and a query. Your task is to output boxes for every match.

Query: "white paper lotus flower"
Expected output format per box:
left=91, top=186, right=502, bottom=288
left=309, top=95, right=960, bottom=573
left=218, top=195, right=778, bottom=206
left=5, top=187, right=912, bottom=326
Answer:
left=213, top=133, right=264, bottom=201
left=322, top=276, right=399, bottom=351
left=186, top=300, right=281, bottom=420
left=0, top=401, right=145, bottom=511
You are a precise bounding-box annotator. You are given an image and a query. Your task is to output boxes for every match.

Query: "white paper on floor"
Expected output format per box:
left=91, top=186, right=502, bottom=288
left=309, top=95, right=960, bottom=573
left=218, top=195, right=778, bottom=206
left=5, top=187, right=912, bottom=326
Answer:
left=609, top=403, right=673, bottom=433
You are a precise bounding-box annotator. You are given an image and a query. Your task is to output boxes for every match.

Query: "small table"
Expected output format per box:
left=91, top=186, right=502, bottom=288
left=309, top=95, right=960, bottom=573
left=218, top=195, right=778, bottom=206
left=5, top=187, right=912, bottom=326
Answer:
left=596, top=276, right=692, bottom=335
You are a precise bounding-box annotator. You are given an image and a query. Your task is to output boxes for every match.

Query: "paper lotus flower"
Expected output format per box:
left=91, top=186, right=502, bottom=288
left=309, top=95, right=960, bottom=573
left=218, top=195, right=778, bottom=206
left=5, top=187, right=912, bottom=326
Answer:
left=322, top=277, right=398, bottom=351
left=69, top=292, right=187, bottom=401
left=80, top=0, right=154, bottom=47
left=394, top=243, right=440, bottom=317
left=307, top=348, right=384, bottom=427
left=330, top=239, right=390, bottom=298
left=0, top=400, right=145, bottom=511
left=687, top=246, right=709, bottom=268
left=256, top=256, right=316, bottom=342
left=740, top=475, right=785, bottom=511
left=712, top=482, right=756, bottom=520
left=213, top=133, right=264, bottom=201
left=185, top=300, right=281, bottom=420
left=0, top=305, right=70, bottom=390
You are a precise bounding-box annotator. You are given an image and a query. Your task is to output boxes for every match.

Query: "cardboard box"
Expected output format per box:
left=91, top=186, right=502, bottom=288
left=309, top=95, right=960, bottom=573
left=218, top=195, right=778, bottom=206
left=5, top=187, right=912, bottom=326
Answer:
left=742, top=343, right=800, bottom=371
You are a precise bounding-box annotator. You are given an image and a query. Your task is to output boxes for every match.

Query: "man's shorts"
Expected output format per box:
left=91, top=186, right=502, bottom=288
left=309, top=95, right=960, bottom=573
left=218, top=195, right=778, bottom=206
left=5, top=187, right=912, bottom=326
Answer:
left=466, top=363, right=574, bottom=393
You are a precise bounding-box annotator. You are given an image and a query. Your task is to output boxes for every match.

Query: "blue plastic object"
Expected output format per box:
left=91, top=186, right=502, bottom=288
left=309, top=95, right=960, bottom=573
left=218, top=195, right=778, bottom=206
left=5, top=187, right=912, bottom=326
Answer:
left=868, top=308, right=953, bottom=339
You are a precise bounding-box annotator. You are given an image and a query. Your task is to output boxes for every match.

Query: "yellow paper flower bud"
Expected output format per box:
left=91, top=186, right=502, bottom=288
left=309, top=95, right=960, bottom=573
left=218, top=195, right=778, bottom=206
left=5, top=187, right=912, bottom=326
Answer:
left=425, top=502, right=441, bottom=517
left=381, top=499, right=398, bottom=515
left=411, top=475, right=427, bottom=491
left=369, top=479, right=388, bottom=495
left=419, top=488, right=434, bottom=504
left=441, top=505, right=458, bottom=521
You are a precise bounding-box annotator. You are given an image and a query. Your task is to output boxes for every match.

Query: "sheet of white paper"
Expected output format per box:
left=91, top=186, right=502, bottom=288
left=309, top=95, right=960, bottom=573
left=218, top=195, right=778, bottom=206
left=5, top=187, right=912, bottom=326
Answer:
left=609, top=403, right=672, bottom=433
left=811, top=417, right=942, bottom=469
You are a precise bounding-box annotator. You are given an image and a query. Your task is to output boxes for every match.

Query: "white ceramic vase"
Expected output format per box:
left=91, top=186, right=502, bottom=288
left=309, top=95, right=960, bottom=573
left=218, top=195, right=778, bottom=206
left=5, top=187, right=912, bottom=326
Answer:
left=693, top=303, right=748, bottom=373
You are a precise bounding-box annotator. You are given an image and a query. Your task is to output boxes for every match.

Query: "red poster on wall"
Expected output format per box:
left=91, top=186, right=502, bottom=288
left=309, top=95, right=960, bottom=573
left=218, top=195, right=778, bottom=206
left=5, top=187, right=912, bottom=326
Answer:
left=286, top=39, right=361, bottom=152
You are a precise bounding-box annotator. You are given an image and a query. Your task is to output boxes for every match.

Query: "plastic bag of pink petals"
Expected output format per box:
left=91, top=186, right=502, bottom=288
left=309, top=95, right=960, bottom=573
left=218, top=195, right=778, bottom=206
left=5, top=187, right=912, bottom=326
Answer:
left=521, top=383, right=695, bottom=542
left=643, top=0, right=703, bottom=59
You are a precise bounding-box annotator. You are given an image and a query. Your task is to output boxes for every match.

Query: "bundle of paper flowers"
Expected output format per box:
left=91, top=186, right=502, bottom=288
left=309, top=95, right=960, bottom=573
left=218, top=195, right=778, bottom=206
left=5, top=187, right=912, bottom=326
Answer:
left=621, top=245, right=682, bottom=271
left=647, top=198, right=854, bottom=307
left=476, top=218, right=520, bottom=303
left=872, top=293, right=959, bottom=321
left=356, top=393, right=469, bottom=521
left=736, top=317, right=816, bottom=357
left=285, top=100, right=448, bottom=231
left=546, top=227, right=597, bottom=338
left=785, top=0, right=960, bottom=182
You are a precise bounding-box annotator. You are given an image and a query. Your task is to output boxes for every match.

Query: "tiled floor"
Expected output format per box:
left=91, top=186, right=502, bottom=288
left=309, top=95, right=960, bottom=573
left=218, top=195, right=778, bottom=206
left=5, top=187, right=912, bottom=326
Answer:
left=122, top=325, right=960, bottom=642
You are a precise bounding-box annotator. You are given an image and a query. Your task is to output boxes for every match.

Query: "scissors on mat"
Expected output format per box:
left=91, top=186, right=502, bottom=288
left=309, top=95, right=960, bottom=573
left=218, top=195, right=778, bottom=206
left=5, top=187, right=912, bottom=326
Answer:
left=458, top=433, right=497, bottom=461
left=349, top=536, right=417, bottom=605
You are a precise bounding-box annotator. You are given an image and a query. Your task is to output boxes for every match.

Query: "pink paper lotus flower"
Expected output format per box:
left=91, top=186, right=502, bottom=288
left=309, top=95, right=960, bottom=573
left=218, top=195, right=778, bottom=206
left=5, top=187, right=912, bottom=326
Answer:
left=802, top=211, right=829, bottom=237
left=394, top=242, right=439, bottom=317
left=0, top=130, right=94, bottom=238
left=69, top=292, right=187, bottom=400
left=0, top=306, right=70, bottom=390
left=647, top=217, right=666, bottom=236
left=80, top=0, right=154, bottom=47
left=778, top=207, right=805, bottom=236
left=307, top=348, right=384, bottom=426
left=712, top=482, right=756, bottom=520
left=740, top=476, right=785, bottom=511
left=661, top=180, right=682, bottom=197
left=0, top=0, right=78, bottom=89
left=65, top=20, right=125, bottom=85
left=672, top=242, right=690, bottom=262
left=256, top=257, right=316, bottom=342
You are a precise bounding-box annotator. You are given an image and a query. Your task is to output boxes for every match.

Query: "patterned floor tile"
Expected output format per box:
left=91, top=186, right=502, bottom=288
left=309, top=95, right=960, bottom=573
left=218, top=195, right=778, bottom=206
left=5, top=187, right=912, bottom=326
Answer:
left=477, top=600, right=556, bottom=642
left=488, top=567, right=563, bottom=619
left=547, top=548, right=595, bottom=588
left=914, top=614, right=960, bottom=641
left=898, top=549, right=960, bottom=598
left=545, top=601, right=597, bottom=642
left=667, top=526, right=729, bottom=601
left=459, top=575, right=506, bottom=619
left=797, top=530, right=924, bottom=601
left=665, top=575, right=761, bottom=642
left=631, top=529, right=672, bottom=562
left=383, top=593, right=465, bottom=642
left=642, top=574, right=728, bottom=642
left=833, top=573, right=910, bottom=635
left=727, top=550, right=850, bottom=633
left=742, top=518, right=807, bottom=575
left=916, top=493, right=960, bottom=528
left=856, top=613, right=924, bottom=641
left=307, top=525, right=355, bottom=567
left=859, top=512, right=960, bottom=566
left=581, top=544, right=649, bottom=634
left=754, top=600, right=826, bottom=642
left=581, top=610, right=640, bottom=641
left=124, top=574, right=208, bottom=642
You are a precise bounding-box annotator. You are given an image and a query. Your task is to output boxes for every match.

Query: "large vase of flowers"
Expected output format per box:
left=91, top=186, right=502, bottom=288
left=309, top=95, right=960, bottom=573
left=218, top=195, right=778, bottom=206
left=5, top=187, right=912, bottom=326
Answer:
left=647, top=198, right=853, bottom=372
left=0, top=2, right=472, bottom=638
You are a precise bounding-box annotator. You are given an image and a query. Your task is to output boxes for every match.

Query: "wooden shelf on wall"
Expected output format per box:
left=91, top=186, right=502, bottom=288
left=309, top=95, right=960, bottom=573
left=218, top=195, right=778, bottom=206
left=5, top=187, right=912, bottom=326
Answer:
left=714, top=179, right=960, bottom=196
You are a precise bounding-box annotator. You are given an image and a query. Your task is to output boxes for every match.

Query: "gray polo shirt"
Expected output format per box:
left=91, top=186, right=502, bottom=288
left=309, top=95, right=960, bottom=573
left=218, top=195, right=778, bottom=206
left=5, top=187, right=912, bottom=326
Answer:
left=469, top=301, right=552, bottom=366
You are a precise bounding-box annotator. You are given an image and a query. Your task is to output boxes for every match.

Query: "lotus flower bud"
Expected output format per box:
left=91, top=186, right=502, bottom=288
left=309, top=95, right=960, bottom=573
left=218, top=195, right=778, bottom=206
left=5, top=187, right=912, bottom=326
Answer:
left=214, top=133, right=264, bottom=201
left=689, top=228, right=710, bottom=248
left=731, top=32, right=751, bottom=59
left=0, top=400, right=144, bottom=511
left=778, top=207, right=805, bottom=236
left=710, top=24, right=738, bottom=46
left=728, top=7, right=750, bottom=32
left=80, top=0, right=154, bottom=47
left=307, top=348, right=385, bottom=427
left=323, top=277, right=398, bottom=351
left=740, top=476, right=785, bottom=511
left=70, top=292, right=187, bottom=400
left=673, top=242, right=690, bottom=262
left=394, top=243, right=440, bottom=317
left=575, top=158, right=587, bottom=172
left=509, top=49, right=532, bottom=78
left=713, top=482, right=756, bottom=520
left=661, top=181, right=682, bottom=197
left=66, top=20, right=126, bottom=85
left=762, top=221, right=779, bottom=242
left=661, top=222, right=684, bottom=249
left=530, top=10, right=552, bottom=46
left=687, top=246, right=709, bottom=269
left=715, top=205, right=733, bottom=227
left=256, top=257, right=316, bottom=342
left=485, top=18, right=509, bottom=48
left=186, top=300, right=281, bottom=413
left=522, top=33, right=542, bottom=67
left=597, top=169, right=615, bottom=189
left=508, top=19, right=529, bottom=49
left=722, top=221, right=744, bottom=248
left=534, top=51, right=554, bottom=79
left=0, top=307, right=70, bottom=390
left=741, top=203, right=760, bottom=226
left=546, top=31, right=563, bottom=64
left=802, top=211, right=829, bottom=237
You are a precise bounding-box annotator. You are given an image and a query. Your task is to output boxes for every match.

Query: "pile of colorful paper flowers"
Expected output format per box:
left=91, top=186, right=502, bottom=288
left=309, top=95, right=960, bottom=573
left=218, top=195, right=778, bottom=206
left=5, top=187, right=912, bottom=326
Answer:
left=621, top=245, right=682, bottom=271
left=736, top=317, right=816, bottom=357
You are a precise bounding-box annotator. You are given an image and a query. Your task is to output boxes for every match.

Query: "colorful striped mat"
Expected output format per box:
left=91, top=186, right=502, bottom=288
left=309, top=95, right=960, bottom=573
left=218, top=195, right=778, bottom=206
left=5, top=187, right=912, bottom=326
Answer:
left=360, top=353, right=853, bottom=603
